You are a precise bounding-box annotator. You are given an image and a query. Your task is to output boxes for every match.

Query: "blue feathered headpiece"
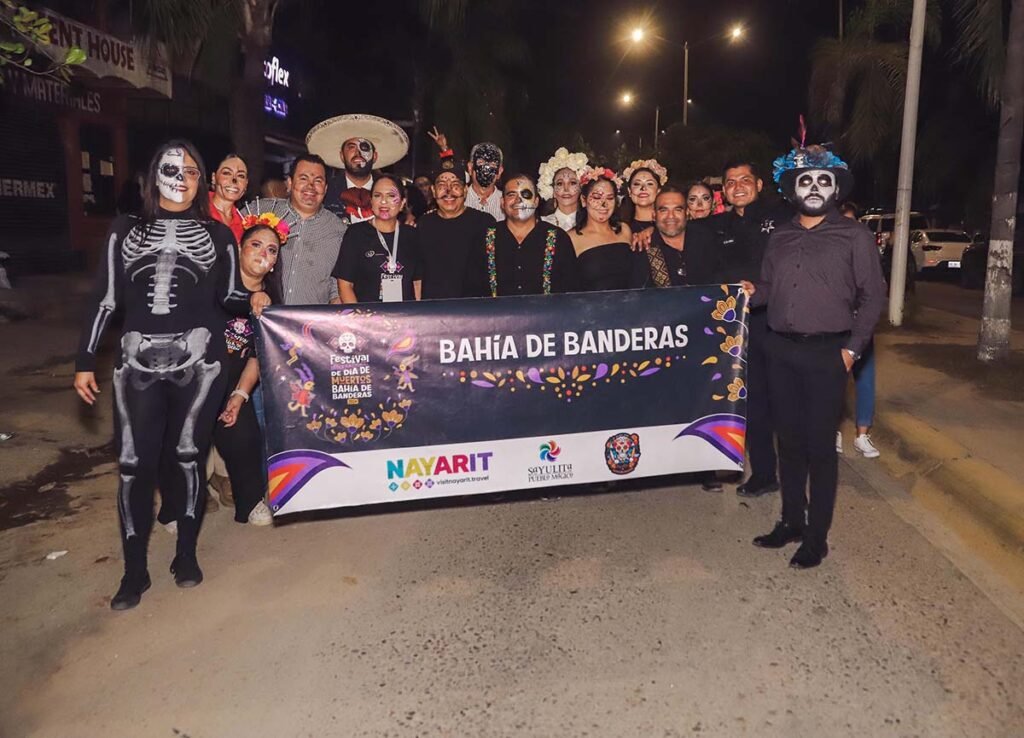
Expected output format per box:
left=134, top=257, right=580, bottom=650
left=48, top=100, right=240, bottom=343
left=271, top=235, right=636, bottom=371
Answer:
left=772, top=115, right=853, bottom=198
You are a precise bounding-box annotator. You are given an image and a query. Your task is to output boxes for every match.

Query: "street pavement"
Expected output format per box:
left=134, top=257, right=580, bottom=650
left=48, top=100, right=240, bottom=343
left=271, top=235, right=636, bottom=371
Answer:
left=1, top=275, right=1023, bottom=737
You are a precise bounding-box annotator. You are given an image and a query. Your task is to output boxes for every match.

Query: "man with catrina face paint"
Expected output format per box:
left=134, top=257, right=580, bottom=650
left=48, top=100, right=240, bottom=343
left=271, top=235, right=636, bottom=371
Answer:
left=746, top=143, right=886, bottom=570
left=470, top=173, right=578, bottom=296
left=305, top=114, right=410, bottom=224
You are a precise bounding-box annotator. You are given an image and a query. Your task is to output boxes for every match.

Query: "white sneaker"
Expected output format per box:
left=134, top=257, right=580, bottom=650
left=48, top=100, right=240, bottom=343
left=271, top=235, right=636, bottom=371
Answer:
left=247, top=501, right=273, bottom=526
left=854, top=434, right=881, bottom=458
left=836, top=431, right=843, bottom=453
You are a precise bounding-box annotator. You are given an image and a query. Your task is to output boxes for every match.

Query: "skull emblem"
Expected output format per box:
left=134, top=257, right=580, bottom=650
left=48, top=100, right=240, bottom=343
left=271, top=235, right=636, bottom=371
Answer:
left=337, top=332, right=357, bottom=354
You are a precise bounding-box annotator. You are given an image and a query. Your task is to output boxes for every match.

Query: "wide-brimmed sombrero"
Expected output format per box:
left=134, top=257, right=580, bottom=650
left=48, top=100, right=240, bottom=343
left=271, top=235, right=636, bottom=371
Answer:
left=305, top=114, right=409, bottom=169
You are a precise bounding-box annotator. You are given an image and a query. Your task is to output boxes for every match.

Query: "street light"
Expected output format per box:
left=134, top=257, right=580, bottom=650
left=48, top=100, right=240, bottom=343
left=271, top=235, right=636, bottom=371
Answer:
left=627, top=22, right=746, bottom=126
left=620, top=91, right=634, bottom=105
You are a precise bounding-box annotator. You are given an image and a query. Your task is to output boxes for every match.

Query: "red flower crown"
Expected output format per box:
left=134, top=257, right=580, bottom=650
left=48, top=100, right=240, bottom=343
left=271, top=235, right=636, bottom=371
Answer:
left=241, top=212, right=291, bottom=244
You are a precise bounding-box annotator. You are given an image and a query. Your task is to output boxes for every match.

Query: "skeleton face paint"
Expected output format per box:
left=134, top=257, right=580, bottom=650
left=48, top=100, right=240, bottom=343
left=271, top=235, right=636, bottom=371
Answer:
left=793, top=169, right=838, bottom=216
left=502, top=178, right=537, bottom=222
left=157, top=148, right=187, bottom=203
left=342, top=138, right=376, bottom=177
left=471, top=143, right=503, bottom=188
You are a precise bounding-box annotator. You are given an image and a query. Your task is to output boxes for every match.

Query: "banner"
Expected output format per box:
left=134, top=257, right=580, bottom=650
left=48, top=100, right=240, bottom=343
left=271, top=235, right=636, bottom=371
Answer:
left=257, top=286, right=750, bottom=515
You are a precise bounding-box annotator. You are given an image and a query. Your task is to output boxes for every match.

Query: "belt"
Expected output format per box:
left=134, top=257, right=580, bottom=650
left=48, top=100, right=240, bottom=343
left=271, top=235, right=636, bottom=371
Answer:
left=773, top=330, right=850, bottom=343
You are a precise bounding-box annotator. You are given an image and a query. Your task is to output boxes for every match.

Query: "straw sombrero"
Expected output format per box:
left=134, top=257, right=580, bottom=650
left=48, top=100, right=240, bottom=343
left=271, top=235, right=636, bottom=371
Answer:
left=305, top=114, right=409, bottom=169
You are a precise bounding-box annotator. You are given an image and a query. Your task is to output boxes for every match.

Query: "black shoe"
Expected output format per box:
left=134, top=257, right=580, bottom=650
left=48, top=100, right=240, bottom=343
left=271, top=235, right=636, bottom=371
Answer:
left=736, top=479, right=780, bottom=498
left=110, top=572, right=151, bottom=611
left=752, top=521, right=803, bottom=549
left=789, top=541, right=829, bottom=569
left=170, top=554, right=204, bottom=588
left=701, top=479, right=724, bottom=493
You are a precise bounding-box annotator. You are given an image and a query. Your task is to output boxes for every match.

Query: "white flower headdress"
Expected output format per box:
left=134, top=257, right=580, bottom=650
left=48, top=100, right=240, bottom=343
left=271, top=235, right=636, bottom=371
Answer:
left=537, top=147, right=589, bottom=200
left=622, top=158, right=669, bottom=186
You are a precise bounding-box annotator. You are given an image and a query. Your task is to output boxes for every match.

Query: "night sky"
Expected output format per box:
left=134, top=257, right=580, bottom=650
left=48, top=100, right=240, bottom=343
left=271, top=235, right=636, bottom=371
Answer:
left=273, top=0, right=842, bottom=173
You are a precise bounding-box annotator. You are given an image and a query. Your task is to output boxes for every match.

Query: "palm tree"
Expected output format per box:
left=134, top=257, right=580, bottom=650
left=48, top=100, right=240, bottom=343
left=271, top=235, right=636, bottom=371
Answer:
left=808, top=0, right=941, bottom=168
left=957, top=0, right=1024, bottom=361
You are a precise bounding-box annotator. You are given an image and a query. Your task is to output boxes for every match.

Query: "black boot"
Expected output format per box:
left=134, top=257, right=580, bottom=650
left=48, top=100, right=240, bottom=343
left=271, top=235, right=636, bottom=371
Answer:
left=171, top=516, right=204, bottom=588
left=110, top=571, right=151, bottom=611
left=790, top=541, right=829, bottom=569
left=737, top=478, right=781, bottom=498
left=752, top=520, right=803, bottom=548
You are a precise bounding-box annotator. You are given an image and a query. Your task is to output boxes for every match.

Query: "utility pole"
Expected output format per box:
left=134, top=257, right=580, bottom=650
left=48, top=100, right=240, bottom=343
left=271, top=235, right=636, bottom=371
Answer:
left=683, top=41, right=690, bottom=126
left=654, top=106, right=660, bottom=150
left=888, top=0, right=927, bottom=326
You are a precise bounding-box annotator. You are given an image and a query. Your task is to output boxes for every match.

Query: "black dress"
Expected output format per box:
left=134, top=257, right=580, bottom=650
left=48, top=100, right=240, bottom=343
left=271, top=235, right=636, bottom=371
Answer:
left=577, top=242, right=636, bottom=291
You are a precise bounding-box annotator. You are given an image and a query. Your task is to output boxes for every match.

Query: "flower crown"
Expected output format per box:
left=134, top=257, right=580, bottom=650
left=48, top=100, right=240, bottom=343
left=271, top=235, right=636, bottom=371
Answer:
left=579, top=165, right=623, bottom=190
left=241, top=211, right=291, bottom=244
left=537, top=147, right=590, bottom=200
left=622, top=158, right=668, bottom=186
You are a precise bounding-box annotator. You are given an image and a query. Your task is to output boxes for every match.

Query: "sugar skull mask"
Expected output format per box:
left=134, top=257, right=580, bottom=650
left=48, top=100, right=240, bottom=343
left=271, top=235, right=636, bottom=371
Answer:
left=793, top=169, right=838, bottom=216
left=157, top=147, right=187, bottom=203
left=503, top=178, right=537, bottom=221
left=470, top=143, right=503, bottom=188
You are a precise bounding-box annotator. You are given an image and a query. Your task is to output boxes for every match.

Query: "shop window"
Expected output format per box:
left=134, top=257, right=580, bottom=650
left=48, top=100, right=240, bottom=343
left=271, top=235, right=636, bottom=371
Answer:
left=80, top=123, right=116, bottom=216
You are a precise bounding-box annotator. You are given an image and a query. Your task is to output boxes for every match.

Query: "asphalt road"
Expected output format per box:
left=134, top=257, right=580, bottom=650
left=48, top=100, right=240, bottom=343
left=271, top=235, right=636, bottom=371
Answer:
left=1, top=279, right=1023, bottom=737
left=2, top=451, right=1023, bottom=737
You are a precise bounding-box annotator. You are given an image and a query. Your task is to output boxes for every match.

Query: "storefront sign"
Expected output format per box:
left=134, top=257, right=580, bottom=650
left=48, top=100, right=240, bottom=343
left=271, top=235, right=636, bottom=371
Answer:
left=257, top=287, right=751, bottom=515
left=264, top=56, right=290, bottom=87
left=264, top=94, right=288, bottom=119
left=0, top=67, right=102, bottom=113
left=40, top=6, right=171, bottom=97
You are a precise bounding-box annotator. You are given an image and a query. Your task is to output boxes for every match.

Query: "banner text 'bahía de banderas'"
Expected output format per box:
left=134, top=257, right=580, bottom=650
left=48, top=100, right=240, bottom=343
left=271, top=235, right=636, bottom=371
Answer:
left=256, top=286, right=750, bottom=515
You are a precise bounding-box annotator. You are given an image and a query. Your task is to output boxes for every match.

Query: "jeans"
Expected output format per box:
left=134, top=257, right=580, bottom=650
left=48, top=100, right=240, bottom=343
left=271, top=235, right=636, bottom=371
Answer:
left=852, top=340, right=876, bottom=429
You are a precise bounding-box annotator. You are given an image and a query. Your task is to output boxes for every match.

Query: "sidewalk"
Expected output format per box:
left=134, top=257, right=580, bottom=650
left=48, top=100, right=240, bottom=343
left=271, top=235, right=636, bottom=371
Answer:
left=846, top=303, right=1024, bottom=592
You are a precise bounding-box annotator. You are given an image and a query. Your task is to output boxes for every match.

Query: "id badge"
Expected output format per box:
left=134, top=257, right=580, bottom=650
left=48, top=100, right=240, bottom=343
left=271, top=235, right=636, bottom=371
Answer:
left=380, top=273, right=404, bottom=302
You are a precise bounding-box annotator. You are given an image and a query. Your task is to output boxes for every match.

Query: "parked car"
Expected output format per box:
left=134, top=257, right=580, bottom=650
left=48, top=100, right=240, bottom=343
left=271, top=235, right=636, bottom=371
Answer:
left=960, top=231, right=1024, bottom=293
left=909, top=229, right=973, bottom=273
left=860, top=211, right=930, bottom=250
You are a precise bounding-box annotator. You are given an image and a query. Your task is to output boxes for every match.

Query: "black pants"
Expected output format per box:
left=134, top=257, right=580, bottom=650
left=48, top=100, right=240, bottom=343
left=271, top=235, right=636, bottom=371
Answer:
left=764, top=331, right=849, bottom=546
left=213, top=398, right=267, bottom=522
left=746, top=310, right=778, bottom=484
left=113, top=362, right=226, bottom=575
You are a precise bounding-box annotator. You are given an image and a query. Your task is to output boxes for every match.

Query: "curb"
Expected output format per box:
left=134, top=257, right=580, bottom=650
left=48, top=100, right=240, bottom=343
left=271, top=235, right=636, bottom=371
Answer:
left=871, top=410, right=1024, bottom=560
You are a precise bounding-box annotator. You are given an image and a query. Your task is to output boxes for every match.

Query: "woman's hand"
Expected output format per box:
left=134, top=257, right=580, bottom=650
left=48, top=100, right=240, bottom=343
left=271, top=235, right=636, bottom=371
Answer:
left=740, top=280, right=756, bottom=298
left=250, top=290, right=271, bottom=318
left=630, top=227, right=655, bottom=252
left=74, top=371, right=100, bottom=405
left=219, top=394, right=244, bottom=427
left=428, top=126, right=448, bottom=152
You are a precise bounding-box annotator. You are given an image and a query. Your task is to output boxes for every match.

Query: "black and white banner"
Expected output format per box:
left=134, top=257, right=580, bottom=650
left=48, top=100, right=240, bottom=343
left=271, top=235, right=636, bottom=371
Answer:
left=257, top=287, right=750, bottom=515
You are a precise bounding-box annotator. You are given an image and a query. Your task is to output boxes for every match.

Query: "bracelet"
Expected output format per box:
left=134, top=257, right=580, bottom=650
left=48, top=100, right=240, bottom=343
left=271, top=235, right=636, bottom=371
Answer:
left=231, top=389, right=250, bottom=402
left=439, top=148, right=454, bottom=158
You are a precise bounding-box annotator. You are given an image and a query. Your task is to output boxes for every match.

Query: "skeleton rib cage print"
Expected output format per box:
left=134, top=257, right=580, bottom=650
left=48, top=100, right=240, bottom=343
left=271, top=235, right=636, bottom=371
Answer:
left=76, top=210, right=250, bottom=542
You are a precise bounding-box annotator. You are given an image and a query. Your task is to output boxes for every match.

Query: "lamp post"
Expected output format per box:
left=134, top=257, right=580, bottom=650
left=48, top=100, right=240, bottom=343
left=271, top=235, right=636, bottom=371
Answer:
left=628, top=23, right=744, bottom=128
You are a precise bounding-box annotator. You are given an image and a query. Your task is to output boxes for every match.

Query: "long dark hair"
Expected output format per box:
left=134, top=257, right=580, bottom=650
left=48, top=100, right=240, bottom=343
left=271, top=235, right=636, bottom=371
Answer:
left=618, top=166, right=661, bottom=225
left=575, top=176, right=622, bottom=235
left=142, top=139, right=211, bottom=222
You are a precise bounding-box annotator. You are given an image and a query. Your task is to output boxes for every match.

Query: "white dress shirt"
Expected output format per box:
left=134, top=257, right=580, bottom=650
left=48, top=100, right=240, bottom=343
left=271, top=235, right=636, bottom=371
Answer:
left=466, top=184, right=505, bottom=221
left=541, top=209, right=578, bottom=231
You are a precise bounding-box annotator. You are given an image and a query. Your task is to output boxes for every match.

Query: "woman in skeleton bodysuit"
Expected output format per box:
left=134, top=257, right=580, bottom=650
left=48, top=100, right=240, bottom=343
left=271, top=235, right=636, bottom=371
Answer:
left=74, top=140, right=250, bottom=611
